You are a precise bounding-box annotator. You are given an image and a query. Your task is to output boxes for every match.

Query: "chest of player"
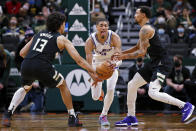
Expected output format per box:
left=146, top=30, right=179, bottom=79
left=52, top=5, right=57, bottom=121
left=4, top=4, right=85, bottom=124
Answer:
left=94, top=43, right=113, bottom=56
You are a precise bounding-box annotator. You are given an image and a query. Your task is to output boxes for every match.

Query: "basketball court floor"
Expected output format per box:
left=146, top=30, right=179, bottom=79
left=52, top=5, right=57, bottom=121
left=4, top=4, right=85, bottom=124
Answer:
left=0, top=113, right=195, bottom=131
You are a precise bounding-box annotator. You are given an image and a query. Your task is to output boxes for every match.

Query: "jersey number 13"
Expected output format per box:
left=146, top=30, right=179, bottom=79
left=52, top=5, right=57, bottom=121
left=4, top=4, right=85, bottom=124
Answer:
left=33, top=38, right=48, bottom=52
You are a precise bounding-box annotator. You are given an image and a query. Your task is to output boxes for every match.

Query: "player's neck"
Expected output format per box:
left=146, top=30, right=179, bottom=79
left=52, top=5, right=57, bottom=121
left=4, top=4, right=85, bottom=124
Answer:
left=139, top=19, right=149, bottom=27
left=96, top=33, right=108, bottom=44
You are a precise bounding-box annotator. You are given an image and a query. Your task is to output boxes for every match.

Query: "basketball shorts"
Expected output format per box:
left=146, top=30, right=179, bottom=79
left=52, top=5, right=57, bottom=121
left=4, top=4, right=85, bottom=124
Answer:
left=138, top=56, right=173, bottom=85
left=21, top=58, right=64, bottom=88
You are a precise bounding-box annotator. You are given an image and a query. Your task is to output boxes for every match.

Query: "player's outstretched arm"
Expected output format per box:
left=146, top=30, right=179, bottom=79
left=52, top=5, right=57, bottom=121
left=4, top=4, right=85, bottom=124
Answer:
left=111, top=32, right=122, bottom=54
left=114, top=25, right=153, bottom=60
left=20, top=37, right=34, bottom=58
left=57, top=36, right=95, bottom=74
left=85, top=37, right=94, bottom=65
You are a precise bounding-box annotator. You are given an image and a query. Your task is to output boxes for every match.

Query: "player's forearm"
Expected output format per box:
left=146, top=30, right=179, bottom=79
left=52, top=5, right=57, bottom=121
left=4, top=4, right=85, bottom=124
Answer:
left=77, top=58, right=95, bottom=73
left=122, top=50, right=145, bottom=60
left=122, top=46, right=138, bottom=54
left=166, top=79, right=176, bottom=88
left=86, top=54, right=93, bottom=65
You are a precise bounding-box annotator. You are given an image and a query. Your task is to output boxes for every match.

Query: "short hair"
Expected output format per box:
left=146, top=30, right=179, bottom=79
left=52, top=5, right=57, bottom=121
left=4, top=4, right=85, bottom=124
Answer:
left=174, top=54, right=183, bottom=61
left=46, top=12, right=66, bottom=32
left=139, top=6, right=151, bottom=19
left=96, top=18, right=109, bottom=25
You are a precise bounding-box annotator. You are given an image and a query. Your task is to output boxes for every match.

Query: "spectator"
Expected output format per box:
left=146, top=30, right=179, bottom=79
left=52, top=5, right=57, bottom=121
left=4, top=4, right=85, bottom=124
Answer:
left=165, top=8, right=177, bottom=30
left=173, top=0, right=192, bottom=17
left=17, top=81, right=45, bottom=113
left=151, top=0, right=172, bottom=17
left=174, top=24, right=189, bottom=43
left=0, top=6, right=9, bottom=29
left=0, top=44, right=11, bottom=110
left=99, top=0, right=114, bottom=25
left=18, top=3, right=32, bottom=28
left=42, top=6, right=50, bottom=19
left=14, top=28, right=34, bottom=70
left=1, top=16, right=20, bottom=53
left=157, top=27, right=171, bottom=47
left=5, top=0, right=21, bottom=15
left=32, top=12, right=46, bottom=33
left=164, top=55, right=190, bottom=111
left=177, top=8, right=192, bottom=29
left=128, top=58, right=144, bottom=81
left=91, top=3, right=106, bottom=24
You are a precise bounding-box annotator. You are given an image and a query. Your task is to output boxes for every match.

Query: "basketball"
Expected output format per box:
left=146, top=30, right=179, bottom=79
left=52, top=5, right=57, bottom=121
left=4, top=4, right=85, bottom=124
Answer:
left=96, top=60, right=114, bottom=80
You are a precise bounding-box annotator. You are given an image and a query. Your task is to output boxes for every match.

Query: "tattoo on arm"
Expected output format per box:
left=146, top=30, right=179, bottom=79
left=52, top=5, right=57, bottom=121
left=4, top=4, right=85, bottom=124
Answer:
left=141, top=28, right=149, bottom=36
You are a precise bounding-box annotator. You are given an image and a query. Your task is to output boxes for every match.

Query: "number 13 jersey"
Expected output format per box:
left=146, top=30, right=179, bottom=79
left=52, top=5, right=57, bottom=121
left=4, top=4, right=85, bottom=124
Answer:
left=25, top=30, right=61, bottom=64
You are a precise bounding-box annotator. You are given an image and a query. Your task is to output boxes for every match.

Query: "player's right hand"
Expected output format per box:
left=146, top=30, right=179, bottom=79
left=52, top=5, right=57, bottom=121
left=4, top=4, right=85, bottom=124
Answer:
left=89, top=71, right=102, bottom=82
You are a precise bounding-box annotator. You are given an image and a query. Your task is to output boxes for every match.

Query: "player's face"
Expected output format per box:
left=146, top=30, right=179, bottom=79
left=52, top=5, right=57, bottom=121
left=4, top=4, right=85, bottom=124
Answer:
left=96, top=21, right=109, bottom=39
left=134, top=9, right=144, bottom=24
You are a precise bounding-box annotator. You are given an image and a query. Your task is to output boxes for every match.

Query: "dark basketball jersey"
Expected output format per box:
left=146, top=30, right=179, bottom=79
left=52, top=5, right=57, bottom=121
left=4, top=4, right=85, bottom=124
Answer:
left=138, top=24, right=172, bottom=83
left=25, top=30, right=61, bottom=64
left=146, top=24, right=168, bottom=59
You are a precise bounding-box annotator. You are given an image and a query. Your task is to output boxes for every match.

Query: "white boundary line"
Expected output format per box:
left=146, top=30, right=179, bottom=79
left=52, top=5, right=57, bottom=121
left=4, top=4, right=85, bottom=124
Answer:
left=184, top=117, right=196, bottom=124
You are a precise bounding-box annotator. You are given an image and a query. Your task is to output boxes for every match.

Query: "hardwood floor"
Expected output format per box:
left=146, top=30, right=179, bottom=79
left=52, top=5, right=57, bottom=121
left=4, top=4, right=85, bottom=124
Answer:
left=0, top=113, right=195, bottom=131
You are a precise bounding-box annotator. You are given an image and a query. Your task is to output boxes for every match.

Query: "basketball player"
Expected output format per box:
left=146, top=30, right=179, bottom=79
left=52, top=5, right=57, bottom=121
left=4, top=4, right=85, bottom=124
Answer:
left=85, top=18, right=122, bottom=126
left=114, top=6, right=195, bottom=126
left=2, top=12, right=100, bottom=127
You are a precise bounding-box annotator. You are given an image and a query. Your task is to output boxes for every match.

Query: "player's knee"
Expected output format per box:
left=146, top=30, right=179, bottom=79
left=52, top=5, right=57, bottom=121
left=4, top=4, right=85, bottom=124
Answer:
left=23, top=85, right=32, bottom=92
left=148, top=84, right=159, bottom=100
left=92, top=94, right=100, bottom=101
left=128, top=80, right=134, bottom=89
left=57, top=79, right=66, bottom=89
left=56, top=74, right=64, bottom=88
left=148, top=88, right=156, bottom=99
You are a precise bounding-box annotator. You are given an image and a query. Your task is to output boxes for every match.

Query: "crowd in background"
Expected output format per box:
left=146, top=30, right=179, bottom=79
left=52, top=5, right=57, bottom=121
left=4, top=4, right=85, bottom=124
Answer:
left=0, top=0, right=196, bottom=113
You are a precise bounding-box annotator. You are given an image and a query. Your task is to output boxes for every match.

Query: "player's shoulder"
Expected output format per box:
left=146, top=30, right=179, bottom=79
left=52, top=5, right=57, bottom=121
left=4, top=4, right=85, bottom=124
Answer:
left=85, top=35, right=94, bottom=45
left=110, top=30, right=120, bottom=39
left=57, top=35, right=66, bottom=41
left=140, top=25, right=155, bottom=38
left=141, top=25, right=154, bottom=32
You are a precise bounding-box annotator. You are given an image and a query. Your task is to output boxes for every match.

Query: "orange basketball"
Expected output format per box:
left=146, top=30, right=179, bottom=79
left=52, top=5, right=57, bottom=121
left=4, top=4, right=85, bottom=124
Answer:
left=96, top=60, right=114, bottom=80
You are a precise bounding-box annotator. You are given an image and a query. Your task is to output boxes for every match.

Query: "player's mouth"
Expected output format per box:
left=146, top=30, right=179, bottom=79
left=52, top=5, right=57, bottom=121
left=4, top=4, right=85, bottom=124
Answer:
left=101, top=31, right=106, bottom=36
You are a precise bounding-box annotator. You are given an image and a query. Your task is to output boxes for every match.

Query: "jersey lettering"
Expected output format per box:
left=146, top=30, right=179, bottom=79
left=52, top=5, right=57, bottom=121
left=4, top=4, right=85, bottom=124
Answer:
left=33, top=38, right=48, bottom=52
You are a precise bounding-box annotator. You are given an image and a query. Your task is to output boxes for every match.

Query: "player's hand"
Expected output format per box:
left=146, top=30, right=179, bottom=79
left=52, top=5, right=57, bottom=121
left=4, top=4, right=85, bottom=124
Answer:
left=89, top=71, right=102, bottom=82
left=111, top=52, right=120, bottom=61
left=111, top=52, right=125, bottom=61
left=106, top=60, right=116, bottom=71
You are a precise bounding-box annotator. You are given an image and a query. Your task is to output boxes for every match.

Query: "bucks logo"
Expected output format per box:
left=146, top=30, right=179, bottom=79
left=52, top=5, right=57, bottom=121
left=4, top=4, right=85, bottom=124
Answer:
left=66, top=69, right=91, bottom=96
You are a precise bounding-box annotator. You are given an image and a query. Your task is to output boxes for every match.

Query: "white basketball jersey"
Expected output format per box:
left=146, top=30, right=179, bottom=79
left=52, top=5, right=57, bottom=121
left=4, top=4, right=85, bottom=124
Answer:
left=91, top=30, right=115, bottom=64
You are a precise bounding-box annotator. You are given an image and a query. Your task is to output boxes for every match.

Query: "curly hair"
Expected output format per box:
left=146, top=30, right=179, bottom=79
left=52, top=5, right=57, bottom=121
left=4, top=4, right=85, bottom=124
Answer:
left=46, top=12, right=66, bottom=32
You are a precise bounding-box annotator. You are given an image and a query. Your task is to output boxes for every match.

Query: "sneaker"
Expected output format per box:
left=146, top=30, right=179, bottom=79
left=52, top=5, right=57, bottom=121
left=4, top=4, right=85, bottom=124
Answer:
left=2, top=111, right=12, bottom=127
left=98, top=89, right=104, bottom=101
left=115, top=116, right=138, bottom=126
left=99, top=115, right=110, bottom=126
left=68, top=113, right=83, bottom=127
left=181, top=102, right=195, bottom=122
